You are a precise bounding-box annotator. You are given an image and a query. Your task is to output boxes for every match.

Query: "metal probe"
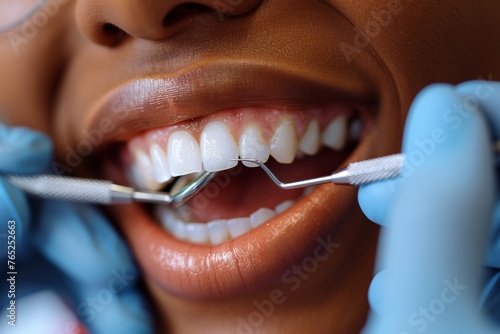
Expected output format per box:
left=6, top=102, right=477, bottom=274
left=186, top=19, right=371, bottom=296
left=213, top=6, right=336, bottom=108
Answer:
left=6, top=171, right=216, bottom=207
left=234, top=138, right=500, bottom=189
left=234, top=154, right=406, bottom=188
left=3, top=152, right=445, bottom=206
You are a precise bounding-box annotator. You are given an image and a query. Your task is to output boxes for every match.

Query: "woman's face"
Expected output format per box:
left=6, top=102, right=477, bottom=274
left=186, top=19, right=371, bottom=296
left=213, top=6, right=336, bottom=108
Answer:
left=2, top=0, right=499, bottom=332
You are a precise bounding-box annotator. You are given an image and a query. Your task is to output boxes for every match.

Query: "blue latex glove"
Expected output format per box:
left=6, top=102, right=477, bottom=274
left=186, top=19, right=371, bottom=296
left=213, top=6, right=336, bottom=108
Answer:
left=359, top=81, right=500, bottom=334
left=0, top=124, right=153, bottom=334
left=0, top=124, right=52, bottom=245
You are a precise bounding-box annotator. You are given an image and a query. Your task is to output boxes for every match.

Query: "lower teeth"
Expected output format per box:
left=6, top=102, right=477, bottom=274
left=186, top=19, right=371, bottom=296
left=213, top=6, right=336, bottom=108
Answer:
left=155, top=188, right=314, bottom=245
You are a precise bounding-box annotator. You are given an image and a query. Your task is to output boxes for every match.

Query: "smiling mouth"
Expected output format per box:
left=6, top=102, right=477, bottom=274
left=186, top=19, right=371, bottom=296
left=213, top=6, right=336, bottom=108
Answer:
left=117, top=104, right=367, bottom=245
left=87, top=61, right=378, bottom=298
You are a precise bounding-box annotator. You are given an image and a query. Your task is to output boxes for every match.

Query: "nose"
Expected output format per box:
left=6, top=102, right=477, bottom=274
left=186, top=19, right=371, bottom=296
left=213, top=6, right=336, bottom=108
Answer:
left=76, top=0, right=263, bottom=46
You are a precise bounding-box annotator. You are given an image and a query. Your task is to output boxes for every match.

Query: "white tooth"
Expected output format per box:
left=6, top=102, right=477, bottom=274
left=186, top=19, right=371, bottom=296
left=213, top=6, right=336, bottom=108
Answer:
left=275, top=200, right=294, bottom=214
left=170, top=219, right=187, bottom=240
left=349, top=118, right=361, bottom=141
left=157, top=207, right=186, bottom=240
left=227, top=217, right=252, bottom=238
left=207, top=219, right=230, bottom=245
left=299, top=119, right=321, bottom=155
left=322, top=115, right=348, bottom=151
left=201, top=121, right=239, bottom=172
left=185, top=223, right=209, bottom=244
left=250, top=208, right=276, bottom=228
left=270, top=120, right=298, bottom=164
left=238, top=125, right=270, bottom=168
left=150, top=144, right=172, bottom=183
left=131, top=149, right=160, bottom=189
left=158, top=210, right=176, bottom=232
left=168, top=131, right=202, bottom=176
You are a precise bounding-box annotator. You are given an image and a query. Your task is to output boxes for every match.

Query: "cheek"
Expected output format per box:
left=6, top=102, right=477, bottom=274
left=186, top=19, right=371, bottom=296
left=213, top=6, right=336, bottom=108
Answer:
left=333, top=0, right=499, bottom=111
left=0, top=3, right=72, bottom=133
left=0, top=36, right=44, bottom=128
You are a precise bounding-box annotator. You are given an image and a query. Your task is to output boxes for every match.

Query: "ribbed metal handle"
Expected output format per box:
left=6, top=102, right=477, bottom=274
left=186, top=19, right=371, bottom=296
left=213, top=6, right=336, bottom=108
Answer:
left=346, top=154, right=405, bottom=185
left=6, top=175, right=113, bottom=204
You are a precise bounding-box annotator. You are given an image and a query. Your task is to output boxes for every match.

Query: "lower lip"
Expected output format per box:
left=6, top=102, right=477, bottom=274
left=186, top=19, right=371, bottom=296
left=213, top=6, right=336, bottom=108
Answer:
left=112, top=139, right=373, bottom=299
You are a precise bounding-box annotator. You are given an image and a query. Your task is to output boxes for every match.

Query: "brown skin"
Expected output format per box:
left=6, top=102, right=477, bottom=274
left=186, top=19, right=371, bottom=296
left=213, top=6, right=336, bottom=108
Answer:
left=1, top=1, right=500, bottom=333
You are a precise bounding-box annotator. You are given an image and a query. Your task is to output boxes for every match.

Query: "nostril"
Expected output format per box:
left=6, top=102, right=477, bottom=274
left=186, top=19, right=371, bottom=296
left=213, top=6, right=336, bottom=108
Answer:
left=103, top=22, right=120, bottom=34
left=76, top=0, right=263, bottom=45
left=101, top=22, right=127, bottom=45
left=163, top=3, right=211, bottom=27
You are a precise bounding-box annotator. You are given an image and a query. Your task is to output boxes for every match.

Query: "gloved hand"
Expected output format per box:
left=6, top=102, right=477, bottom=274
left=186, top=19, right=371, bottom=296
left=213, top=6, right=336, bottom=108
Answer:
left=0, top=124, right=153, bottom=334
left=359, top=81, right=500, bottom=334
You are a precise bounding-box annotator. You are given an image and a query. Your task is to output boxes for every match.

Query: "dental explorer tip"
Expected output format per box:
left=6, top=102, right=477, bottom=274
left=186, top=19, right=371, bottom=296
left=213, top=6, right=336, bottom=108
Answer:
left=231, top=158, right=262, bottom=166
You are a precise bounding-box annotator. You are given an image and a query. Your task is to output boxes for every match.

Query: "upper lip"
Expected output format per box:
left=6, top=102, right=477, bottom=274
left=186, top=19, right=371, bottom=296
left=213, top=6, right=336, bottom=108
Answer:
left=83, top=59, right=376, bottom=148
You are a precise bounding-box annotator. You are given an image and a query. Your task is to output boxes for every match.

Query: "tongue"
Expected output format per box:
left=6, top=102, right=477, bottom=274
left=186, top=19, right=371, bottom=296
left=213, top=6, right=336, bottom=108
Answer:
left=179, top=147, right=352, bottom=222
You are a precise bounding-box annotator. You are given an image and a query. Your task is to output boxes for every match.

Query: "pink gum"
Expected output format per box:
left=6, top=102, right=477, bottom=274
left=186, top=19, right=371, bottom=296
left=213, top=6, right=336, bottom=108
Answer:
left=128, top=103, right=360, bottom=152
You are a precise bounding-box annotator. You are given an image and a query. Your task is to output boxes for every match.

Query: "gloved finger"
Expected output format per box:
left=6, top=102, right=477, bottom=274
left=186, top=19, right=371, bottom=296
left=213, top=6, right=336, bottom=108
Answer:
left=456, top=81, right=500, bottom=269
left=0, top=125, right=52, bottom=245
left=358, top=178, right=401, bottom=226
left=0, top=124, right=52, bottom=173
left=0, top=179, right=36, bottom=260
left=0, top=290, right=88, bottom=334
left=358, top=82, right=495, bottom=227
left=367, top=269, right=386, bottom=316
left=371, top=84, right=496, bottom=332
left=33, top=200, right=138, bottom=286
left=0, top=180, right=30, bottom=240
left=357, top=82, right=499, bottom=226
left=486, top=202, right=500, bottom=268
left=481, top=271, right=500, bottom=324
left=456, top=81, right=500, bottom=140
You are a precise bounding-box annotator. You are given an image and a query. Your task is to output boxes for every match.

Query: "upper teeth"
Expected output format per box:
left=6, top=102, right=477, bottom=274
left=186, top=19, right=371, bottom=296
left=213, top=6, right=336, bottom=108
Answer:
left=127, top=112, right=358, bottom=190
